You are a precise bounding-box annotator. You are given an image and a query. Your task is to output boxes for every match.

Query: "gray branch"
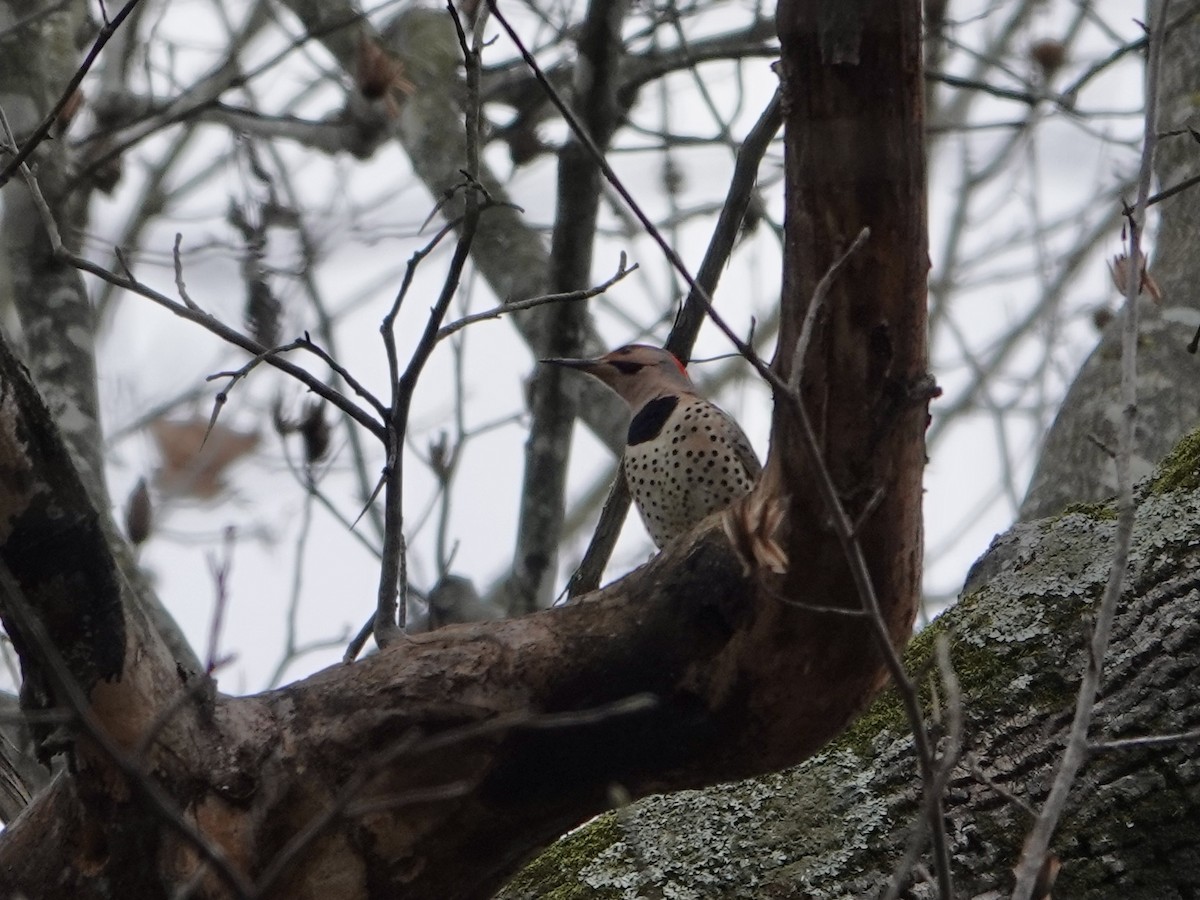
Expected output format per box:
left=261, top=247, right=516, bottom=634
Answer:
left=276, top=1, right=629, bottom=458
left=1020, top=9, right=1200, bottom=521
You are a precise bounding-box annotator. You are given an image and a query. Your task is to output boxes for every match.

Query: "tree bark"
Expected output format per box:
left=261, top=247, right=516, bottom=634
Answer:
left=498, top=444, right=1200, bottom=897
left=0, top=2, right=927, bottom=898
left=0, top=0, right=107, bottom=507
left=499, top=4, right=1200, bottom=898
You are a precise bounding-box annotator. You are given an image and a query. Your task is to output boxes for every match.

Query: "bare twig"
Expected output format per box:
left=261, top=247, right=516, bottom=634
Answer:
left=293, top=333, right=390, bottom=419
left=773, top=597, right=869, bottom=617
left=1145, top=168, right=1200, bottom=208
left=69, top=252, right=387, bottom=439
left=343, top=615, right=377, bottom=663
left=881, top=635, right=963, bottom=900
left=967, top=753, right=1038, bottom=819
left=789, top=227, right=871, bottom=389
left=668, top=88, right=783, bottom=349
left=201, top=335, right=386, bottom=437
left=1056, top=0, right=1199, bottom=102
left=1089, top=727, right=1200, bottom=752
left=0, top=0, right=145, bottom=188
left=431, top=327, right=469, bottom=580
left=366, top=3, right=488, bottom=650
left=203, top=527, right=238, bottom=675
left=341, top=780, right=474, bottom=817
left=0, top=106, right=65, bottom=251
left=266, top=445, right=344, bottom=687
left=567, top=89, right=783, bottom=599
left=172, top=233, right=201, bottom=311
left=435, top=254, right=636, bottom=342
left=265, top=633, right=350, bottom=689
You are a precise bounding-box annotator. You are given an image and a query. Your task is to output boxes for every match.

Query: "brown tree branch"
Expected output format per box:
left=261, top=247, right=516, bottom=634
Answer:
left=0, top=326, right=921, bottom=893
left=0, top=3, right=927, bottom=898
left=0, top=514, right=910, bottom=898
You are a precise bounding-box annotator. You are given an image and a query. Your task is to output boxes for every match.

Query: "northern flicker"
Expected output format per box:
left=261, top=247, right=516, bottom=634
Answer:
left=543, top=344, right=761, bottom=548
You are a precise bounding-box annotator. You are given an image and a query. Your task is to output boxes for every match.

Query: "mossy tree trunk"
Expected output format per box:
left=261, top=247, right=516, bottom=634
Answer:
left=501, top=452, right=1200, bottom=898
left=498, top=1, right=1200, bottom=894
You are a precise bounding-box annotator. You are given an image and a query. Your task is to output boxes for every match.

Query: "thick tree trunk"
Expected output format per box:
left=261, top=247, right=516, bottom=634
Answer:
left=0, top=0, right=106, bottom=504
left=499, top=438, right=1200, bottom=898
left=0, top=348, right=923, bottom=900
left=1020, top=7, right=1200, bottom=521
left=500, top=4, right=1200, bottom=897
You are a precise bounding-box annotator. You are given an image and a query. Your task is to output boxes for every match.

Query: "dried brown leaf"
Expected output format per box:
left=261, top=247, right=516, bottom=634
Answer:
left=356, top=32, right=414, bottom=117
left=150, top=418, right=260, bottom=500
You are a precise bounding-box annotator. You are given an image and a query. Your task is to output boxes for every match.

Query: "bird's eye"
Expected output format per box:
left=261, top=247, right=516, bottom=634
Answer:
left=611, top=361, right=643, bottom=375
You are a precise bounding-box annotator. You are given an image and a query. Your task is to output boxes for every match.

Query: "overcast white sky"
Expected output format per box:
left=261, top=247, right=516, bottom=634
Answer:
left=32, top=0, right=1152, bottom=693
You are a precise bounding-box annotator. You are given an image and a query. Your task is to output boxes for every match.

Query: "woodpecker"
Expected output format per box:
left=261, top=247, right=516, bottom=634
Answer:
left=543, top=344, right=761, bottom=548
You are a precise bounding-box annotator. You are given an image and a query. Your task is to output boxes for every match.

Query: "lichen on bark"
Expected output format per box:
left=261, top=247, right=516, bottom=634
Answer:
left=500, top=456, right=1200, bottom=898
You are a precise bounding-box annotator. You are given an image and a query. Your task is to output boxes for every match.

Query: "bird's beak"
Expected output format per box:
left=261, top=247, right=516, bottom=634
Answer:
left=540, top=356, right=602, bottom=371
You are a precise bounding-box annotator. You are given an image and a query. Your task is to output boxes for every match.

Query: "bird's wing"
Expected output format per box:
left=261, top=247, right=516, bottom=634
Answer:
left=714, top=404, right=762, bottom=481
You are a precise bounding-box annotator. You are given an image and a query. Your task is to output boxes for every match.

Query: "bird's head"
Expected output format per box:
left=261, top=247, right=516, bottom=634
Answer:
left=541, top=344, right=694, bottom=410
